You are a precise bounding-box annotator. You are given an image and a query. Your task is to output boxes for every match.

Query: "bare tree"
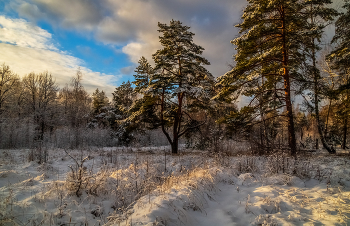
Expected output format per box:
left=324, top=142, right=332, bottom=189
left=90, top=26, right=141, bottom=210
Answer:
left=57, top=69, right=91, bottom=148
left=22, top=71, right=58, bottom=162
left=0, top=64, right=20, bottom=114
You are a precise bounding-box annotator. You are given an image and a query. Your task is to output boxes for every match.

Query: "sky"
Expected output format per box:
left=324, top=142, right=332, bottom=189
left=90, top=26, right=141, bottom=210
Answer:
left=0, top=0, right=248, bottom=98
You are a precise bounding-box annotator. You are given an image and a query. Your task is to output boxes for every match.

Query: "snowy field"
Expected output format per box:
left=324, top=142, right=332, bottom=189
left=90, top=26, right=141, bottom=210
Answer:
left=0, top=146, right=350, bottom=226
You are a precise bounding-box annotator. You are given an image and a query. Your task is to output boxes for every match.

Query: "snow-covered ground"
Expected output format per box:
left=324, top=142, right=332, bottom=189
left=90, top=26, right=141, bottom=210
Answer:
left=0, top=147, right=349, bottom=225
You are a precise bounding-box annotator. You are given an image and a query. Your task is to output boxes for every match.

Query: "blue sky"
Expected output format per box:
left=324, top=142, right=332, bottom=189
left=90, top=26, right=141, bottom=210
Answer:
left=0, top=0, right=249, bottom=97
left=0, top=0, right=342, bottom=99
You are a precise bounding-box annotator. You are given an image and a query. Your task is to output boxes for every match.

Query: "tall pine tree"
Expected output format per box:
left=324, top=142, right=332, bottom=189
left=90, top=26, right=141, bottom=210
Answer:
left=216, top=0, right=317, bottom=156
left=327, top=0, right=350, bottom=149
left=132, top=20, right=214, bottom=154
left=299, top=0, right=338, bottom=153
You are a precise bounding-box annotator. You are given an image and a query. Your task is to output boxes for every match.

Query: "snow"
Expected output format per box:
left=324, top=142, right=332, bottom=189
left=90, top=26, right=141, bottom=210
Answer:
left=0, top=147, right=349, bottom=225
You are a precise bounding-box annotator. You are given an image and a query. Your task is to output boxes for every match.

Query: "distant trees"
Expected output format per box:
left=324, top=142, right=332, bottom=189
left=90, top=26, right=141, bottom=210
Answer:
left=89, top=88, right=110, bottom=128
left=0, top=64, right=20, bottom=147
left=92, top=88, right=109, bottom=115
left=67, top=70, right=91, bottom=128
left=0, top=64, right=20, bottom=115
left=111, top=81, right=138, bottom=145
left=0, top=2, right=349, bottom=155
left=22, top=71, right=58, bottom=142
left=20, top=71, right=58, bottom=162
left=113, top=81, right=136, bottom=117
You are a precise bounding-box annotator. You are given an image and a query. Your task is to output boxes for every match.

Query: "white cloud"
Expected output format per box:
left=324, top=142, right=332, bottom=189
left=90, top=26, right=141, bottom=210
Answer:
left=6, top=0, right=343, bottom=78
left=8, top=0, right=247, bottom=77
left=0, top=16, right=118, bottom=97
left=0, top=15, right=57, bottom=50
left=122, top=41, right=157, bottom=64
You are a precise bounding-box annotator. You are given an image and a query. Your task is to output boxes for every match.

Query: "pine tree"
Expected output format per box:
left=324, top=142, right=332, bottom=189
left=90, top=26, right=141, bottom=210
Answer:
left=89, top=88, right=110, bottom=128
left=92, top=88, right=109, bottom=115
left=299, top=0, right=338, bottom=153
left=132, top=20, right=214, bottom=154
left=133, top=57, right=153, bottom=94
left=327, top=0, right=350, bottom=149
left=128, top=57, right=160, bottom=129
left=113, top=81, right=136, bottom=117
left=112, top=81, right=137, bottom=145
left=216, top=0, right=322, bottom=156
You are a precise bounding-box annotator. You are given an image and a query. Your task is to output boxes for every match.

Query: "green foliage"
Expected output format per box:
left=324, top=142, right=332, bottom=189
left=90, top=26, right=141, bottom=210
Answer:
left=150, top=20, right=214, bottom=102
left=327, top=0, right=350, bottom=149
left=150, top=20, right=214, bottom=116
left=111, top=81, right=138, bottom=145
left=133, top=57, right=153, bottom=94
left=113, top=81, right=137, bottom=117
left=92, top=88, right=109, bottom=115
left=326, top=0, right=350, bottom=116
left=89, top=88, right=114, bottom=128
left=128, top=95, right=160, bottom=129
left=328, top=0, right=350, bottom=73
left=128, top=57, right=161, bottom=129
left=130, top=20, right=214, bottom=153
left=216, top=0, right=320, bottom=103
left=215, top=0, right=339, bottom=154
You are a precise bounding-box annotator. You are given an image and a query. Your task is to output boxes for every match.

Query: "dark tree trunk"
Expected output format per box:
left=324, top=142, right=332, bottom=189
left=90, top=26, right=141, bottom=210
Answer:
left=172, top=131, right=179, bottom=154
left=301, top=129, right=303, bottom=141
left=171, top=142, right=178, bottom=154
left=325, top=100, right=332, bottom=139
left=281, top=5, right=297, bottom=156
left=343, top=75, right=349, bottom=150
left=172, top=93, right=183, bottom=154
left=316, top=114, right=335, bottom=153
left=342, top=117, right=348, bottom=150
left=160, top=89, right=175, bottom=153
left=0, top=122, right=2, bottom=149
left=311, top=35, right=335, bottom=154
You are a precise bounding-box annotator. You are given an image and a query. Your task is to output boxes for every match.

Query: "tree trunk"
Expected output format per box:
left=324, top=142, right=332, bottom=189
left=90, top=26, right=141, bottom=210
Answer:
left=315, top=99, right=335, bottom=153
left=285, top=91, right=297, bottom=156
left=172, top=93, right=183, bottom=154
left=160, top=89, right=174, bottom=152
left=172, top=131, right=179, bottom=154
left=301, top=129, right=303, bottom=141
left=281, top=5, right=297, bottom=156
left=325, top=100, right=332, bottom=138
left=171, top=141, right=178, bottom=154
left=342, top=117, right=348, bottom=149
left=343, top=74, right=349, bottom=150
left=0, top=121, right=2, bottom=149
left=311, top=32, right=335, bottom=154
left=317, top=122, right=335, bottom=153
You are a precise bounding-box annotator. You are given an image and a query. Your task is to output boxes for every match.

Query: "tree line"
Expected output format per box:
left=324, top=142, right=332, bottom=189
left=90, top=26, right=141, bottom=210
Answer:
left=0, top=0, right=349, bottom=156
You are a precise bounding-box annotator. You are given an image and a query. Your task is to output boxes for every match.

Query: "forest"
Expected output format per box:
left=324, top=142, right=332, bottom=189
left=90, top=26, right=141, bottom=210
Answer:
left=0, top=0, right=350, bottom=225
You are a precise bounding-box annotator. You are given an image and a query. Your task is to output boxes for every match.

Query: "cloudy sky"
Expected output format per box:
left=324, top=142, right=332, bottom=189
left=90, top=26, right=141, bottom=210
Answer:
left=0, top=0, right=249, bottom=97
